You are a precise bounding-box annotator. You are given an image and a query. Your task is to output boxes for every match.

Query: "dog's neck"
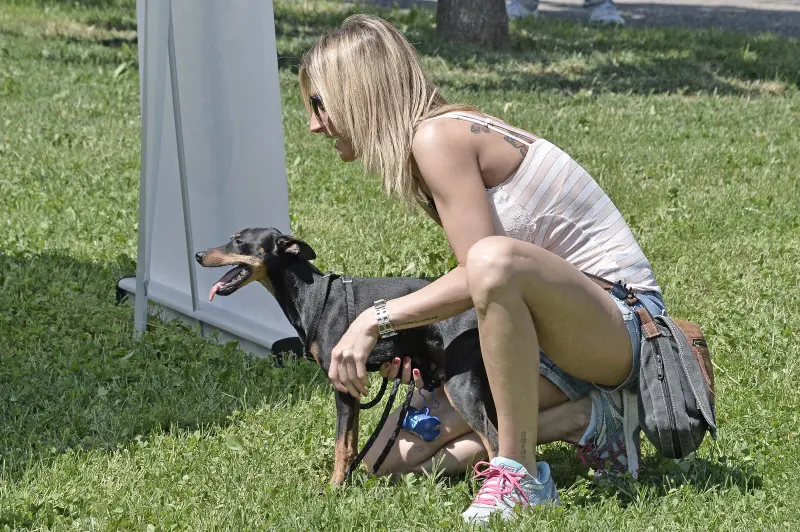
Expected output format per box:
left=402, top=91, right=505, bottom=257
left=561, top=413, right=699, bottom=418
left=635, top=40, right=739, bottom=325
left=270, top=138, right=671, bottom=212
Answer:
left=267, top=261, right=330, bottom=344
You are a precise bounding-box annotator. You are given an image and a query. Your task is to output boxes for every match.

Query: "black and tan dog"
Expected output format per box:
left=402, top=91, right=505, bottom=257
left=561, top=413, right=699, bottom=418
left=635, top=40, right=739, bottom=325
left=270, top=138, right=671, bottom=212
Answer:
left=195, top=227, right=498, bottom=484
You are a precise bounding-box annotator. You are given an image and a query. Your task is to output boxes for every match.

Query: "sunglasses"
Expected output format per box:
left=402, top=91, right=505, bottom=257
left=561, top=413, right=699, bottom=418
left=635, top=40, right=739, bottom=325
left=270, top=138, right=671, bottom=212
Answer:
left=309, top=94, right=325, bottom=120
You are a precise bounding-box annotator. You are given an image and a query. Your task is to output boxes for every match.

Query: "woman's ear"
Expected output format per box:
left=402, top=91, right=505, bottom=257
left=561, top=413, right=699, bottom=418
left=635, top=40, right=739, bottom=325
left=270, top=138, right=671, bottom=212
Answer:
left=276, top=235, right=316, bottom=261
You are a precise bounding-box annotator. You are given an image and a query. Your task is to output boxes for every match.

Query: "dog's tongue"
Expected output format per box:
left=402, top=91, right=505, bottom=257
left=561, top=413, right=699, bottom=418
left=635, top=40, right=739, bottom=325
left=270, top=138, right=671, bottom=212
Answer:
left=208, top=265, right=247, bottom=301
left=209, top=282, right=225, bottom=301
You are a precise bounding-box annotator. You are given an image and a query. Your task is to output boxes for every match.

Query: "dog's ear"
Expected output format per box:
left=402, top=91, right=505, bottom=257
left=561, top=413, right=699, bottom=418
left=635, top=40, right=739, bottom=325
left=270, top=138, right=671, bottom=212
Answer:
left=276, top=235, right=316, bottom=261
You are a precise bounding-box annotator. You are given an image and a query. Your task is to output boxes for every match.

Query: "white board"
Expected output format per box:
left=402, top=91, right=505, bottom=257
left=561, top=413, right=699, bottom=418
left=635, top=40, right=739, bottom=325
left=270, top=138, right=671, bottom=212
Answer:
left=119, top=0, right=297, bottom=351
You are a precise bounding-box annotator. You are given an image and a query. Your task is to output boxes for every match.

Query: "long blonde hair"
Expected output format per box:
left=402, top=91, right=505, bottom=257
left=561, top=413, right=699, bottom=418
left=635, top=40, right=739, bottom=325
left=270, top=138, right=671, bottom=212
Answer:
left=299, top=14, right=476, bottom=206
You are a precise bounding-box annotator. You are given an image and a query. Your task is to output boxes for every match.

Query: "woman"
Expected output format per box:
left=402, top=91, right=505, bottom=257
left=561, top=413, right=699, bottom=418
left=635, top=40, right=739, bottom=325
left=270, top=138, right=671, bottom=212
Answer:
left=299, top=14, right=666, bottom=523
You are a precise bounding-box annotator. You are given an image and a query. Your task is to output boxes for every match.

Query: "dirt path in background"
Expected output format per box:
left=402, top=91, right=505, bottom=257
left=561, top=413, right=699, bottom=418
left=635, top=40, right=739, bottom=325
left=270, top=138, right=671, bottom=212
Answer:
left=542, top=0, right=800, bottom=37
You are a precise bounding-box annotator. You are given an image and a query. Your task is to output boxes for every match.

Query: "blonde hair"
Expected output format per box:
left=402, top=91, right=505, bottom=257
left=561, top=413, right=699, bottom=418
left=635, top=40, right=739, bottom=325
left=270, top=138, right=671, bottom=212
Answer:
left=299, top=14, right=476, bottom=206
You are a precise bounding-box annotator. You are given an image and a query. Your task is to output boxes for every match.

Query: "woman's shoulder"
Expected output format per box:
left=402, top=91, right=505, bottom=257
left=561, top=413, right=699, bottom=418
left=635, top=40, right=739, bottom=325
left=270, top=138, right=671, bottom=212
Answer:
left=412, top=114, right=481, bottom=161
left=416, top=109, right=535, bottom=142
left=418, top=108, right=488, bottom=129
left=413, top=108, right=493, bottom=146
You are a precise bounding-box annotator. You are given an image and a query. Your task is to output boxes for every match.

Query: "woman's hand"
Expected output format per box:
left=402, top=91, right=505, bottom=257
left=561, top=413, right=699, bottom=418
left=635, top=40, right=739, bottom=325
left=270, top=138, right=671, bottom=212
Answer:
left=379, top=356, right=425, bottom=389
left=329, top=309, right=378, bottom=399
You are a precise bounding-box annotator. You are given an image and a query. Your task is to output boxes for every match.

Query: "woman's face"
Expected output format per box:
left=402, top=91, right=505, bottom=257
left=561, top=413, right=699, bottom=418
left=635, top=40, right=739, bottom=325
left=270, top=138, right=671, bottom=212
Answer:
left=308, top=94, right=357, bottom=162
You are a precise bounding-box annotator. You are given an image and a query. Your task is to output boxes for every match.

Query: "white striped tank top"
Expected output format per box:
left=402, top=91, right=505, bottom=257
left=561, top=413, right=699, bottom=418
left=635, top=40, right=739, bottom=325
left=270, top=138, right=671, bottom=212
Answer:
left=427, top=111, right=660, bottom=293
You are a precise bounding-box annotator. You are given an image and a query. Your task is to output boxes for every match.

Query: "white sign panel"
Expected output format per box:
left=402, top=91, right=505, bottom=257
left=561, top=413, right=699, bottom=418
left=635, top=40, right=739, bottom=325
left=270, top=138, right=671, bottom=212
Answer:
left=121, top=0, right=296, bottom=349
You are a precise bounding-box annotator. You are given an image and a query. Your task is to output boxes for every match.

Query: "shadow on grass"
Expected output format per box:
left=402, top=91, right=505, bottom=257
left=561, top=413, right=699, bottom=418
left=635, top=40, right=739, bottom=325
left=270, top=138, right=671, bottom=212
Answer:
left=275, top=5, right=800, bottom=95
left=0, top=250, right=328, bottom=483
left=376, top=442, right=760, bottom=508
left=14, top=1, right=799, bottom=95
left=538, top=443, right=761, bottom=506
left=14, top=0, right=800, bottom=39
left=369, top=0, right=800, bottom=39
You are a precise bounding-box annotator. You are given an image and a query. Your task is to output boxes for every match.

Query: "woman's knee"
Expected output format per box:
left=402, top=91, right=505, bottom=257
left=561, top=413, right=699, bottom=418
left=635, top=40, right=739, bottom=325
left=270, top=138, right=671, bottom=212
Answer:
left=465, top=236, right=524, bottom=309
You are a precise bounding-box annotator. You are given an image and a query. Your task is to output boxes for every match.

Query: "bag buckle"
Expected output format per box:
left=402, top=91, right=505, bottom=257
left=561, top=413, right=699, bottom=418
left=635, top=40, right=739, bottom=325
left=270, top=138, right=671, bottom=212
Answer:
left=610, top=281, right=631, bottom=302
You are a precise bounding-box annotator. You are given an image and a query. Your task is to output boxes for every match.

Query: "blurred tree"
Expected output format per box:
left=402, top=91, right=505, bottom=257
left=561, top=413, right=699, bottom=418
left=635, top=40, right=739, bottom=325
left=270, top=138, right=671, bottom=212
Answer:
left=436, top=0, right=508, bottom=48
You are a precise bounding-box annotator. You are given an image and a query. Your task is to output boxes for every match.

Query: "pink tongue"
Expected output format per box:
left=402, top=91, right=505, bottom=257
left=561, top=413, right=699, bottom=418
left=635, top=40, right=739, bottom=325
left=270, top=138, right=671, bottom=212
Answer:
left=209, top=282, right=224, bottom=301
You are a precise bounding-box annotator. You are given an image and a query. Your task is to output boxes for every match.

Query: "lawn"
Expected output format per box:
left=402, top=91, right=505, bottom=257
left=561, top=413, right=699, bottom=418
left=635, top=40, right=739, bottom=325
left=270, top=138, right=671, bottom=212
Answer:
left=1, top=0, right=799, bottom=529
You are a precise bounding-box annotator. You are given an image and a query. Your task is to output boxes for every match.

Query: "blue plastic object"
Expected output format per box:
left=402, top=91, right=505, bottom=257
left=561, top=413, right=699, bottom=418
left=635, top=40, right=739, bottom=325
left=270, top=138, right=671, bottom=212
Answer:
left=402, top=389, right=441, bottom=442
left=402, top=406, right=441, bottom=442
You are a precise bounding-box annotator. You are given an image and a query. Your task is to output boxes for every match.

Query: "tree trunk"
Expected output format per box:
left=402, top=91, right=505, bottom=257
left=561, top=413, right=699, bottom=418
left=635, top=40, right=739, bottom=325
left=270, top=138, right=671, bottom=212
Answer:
left=436, top=0, right=508, bottom=49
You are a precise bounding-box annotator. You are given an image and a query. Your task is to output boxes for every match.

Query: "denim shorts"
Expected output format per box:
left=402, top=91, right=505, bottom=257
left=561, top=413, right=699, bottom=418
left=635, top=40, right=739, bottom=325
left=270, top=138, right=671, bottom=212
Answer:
left=538, top=290, right=667, bottom=401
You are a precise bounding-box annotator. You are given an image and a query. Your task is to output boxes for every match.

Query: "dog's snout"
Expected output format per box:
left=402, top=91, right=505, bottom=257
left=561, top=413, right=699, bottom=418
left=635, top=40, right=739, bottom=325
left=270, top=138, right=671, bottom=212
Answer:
left=195, top=251, right=206, bottom=263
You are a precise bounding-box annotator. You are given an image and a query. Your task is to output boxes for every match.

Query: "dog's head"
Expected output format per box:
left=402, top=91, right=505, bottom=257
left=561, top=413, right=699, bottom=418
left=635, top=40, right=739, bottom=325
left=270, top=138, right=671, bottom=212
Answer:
left=195, top=227, right=315, bottom=300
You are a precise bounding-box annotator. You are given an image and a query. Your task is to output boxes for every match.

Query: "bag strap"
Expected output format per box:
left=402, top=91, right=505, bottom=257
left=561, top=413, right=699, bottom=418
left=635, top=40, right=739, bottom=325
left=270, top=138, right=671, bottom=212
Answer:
left=582, top=272, right=661, bottom=340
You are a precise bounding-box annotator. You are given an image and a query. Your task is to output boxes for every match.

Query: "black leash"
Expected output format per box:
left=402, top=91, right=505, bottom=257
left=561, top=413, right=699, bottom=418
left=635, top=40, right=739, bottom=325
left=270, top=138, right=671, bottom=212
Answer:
left=371, top=380, right=416, bottom=475
left=358, top=377, right=388, bottom=409
left=344, top=379, right=416, bottom=481
left=304, top=275, right=389, bottom=407
left=344, top=377, right=402, bottom=481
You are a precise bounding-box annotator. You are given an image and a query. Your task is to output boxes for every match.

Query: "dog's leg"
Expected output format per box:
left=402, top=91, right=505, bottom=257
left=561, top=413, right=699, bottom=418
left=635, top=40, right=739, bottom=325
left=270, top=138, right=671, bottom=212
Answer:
left=444, top=375, right=499, bottom=458
left=330, top=391, right=359, bottom=484
left=444, top=329, right=500, bottom=458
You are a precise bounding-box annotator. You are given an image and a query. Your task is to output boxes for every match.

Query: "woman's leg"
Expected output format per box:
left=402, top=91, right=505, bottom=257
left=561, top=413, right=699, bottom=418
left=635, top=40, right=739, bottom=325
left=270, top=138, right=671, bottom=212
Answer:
left=408, top=396, right=592, bottom=476
left=464, top=236, right=633, bottom=473
left=401, top=397, right=592, bottom=476
left=363, top=377, right=592, bottom=476
left=363, top=385, right=474, bottom=475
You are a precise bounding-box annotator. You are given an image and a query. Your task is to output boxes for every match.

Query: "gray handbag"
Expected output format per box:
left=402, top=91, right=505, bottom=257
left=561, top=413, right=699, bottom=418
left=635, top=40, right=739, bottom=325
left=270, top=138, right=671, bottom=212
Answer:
left=636, top=314, right=717, bottom=458
left=585, top=273, right=718, bottom=459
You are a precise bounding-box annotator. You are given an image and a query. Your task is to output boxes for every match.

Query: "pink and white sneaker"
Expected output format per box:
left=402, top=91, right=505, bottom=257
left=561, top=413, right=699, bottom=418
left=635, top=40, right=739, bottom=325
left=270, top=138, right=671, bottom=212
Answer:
left=462, top=457, right=560, bottom=524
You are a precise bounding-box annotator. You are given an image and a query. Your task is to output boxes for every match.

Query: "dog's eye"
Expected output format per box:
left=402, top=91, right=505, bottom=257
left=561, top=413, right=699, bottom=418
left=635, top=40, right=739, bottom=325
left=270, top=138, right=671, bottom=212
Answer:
left=234, top=239, right=243, bottom=245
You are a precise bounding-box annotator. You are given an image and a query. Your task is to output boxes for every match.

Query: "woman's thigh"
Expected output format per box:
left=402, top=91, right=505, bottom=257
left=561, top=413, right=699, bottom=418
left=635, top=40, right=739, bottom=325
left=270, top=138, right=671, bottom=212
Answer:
left=466, top=236, right=634, bottom=388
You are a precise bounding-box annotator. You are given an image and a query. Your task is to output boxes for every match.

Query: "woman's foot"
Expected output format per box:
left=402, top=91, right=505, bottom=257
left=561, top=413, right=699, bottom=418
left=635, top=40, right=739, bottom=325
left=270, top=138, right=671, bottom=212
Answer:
left=462, top=457, right=560, bottom=524
left=573, top=388, right=641, bottom=478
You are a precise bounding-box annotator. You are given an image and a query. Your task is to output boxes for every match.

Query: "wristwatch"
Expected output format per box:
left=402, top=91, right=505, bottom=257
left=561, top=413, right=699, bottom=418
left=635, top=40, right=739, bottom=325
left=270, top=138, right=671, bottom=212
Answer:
left=373, top=299, right=397, bottom=339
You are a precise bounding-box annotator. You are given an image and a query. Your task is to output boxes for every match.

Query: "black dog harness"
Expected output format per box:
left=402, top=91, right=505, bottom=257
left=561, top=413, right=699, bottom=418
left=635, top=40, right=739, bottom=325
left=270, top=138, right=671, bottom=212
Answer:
left=301, top=273, right=334, bottom=361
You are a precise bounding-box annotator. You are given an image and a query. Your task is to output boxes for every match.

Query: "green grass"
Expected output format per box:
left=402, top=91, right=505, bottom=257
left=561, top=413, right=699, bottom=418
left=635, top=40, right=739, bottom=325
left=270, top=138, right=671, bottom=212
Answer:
left=1, top=0, right=799, bottom=529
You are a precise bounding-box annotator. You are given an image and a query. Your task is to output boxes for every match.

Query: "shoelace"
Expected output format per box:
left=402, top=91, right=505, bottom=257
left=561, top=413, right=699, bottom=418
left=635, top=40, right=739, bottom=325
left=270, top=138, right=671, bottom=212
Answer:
left=471, top=462, right=529, bottom=505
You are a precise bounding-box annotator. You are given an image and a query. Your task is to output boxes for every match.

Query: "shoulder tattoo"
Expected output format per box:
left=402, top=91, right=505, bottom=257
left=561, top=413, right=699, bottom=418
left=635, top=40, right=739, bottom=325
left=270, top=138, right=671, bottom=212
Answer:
left=503, top=135, right=529, bottom=157
left=470, top=123, right=490, bottom=134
